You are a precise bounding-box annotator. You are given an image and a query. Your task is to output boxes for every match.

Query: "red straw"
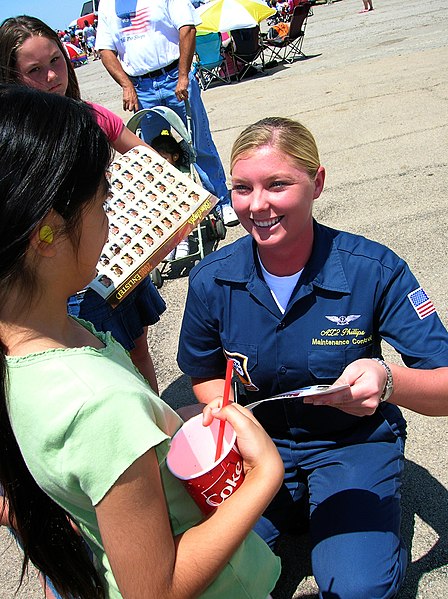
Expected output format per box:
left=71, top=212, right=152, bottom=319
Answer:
left=214, top=359, right=234, bottom=462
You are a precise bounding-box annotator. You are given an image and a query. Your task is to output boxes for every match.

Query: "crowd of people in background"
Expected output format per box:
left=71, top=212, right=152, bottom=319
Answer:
left=56, top=17, right=99, bottom=64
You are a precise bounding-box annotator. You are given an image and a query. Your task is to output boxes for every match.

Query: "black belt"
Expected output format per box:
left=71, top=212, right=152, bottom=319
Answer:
left=137, top=59, right=179, bottom=79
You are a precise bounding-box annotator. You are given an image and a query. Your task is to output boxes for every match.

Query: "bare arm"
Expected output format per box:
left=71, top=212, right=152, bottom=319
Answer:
left=96, top=404, right=283, bottom=598
left=112, top=125, right=151, bottom=155
left=192, top=376, right=234, bottom=405
left=176, top=25, right=197, bottom=101
left=388, top=364, right=448, bottom=416
left=0, top=495, right=12, bottom=527
left=178, top=377, right=234, bottom=421
left=99, top=49, right=139, bottom=112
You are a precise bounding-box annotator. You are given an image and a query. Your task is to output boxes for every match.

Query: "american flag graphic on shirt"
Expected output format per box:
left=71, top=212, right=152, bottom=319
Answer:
left=120, top=8, right=150, bottom=34
left=407, top=287, right=436, bottom=320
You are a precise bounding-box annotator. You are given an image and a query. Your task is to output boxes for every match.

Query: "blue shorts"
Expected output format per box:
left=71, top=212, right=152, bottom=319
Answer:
left=67, top=276, right=166, bottom=350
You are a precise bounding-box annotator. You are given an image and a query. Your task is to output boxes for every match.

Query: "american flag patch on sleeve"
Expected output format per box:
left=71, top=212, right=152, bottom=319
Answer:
left=407, top=287, right=436, bottom=320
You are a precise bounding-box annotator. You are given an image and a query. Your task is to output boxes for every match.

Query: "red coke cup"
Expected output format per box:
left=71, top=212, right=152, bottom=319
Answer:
left=166, top=413, right=244, bottom=514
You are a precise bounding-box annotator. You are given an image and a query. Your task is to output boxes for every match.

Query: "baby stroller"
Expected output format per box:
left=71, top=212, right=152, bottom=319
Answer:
left=126, top=100, right=227, bottom=289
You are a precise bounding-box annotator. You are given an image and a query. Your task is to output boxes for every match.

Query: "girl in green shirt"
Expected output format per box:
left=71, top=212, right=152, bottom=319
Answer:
left=0, top=86, right=282, bottom=599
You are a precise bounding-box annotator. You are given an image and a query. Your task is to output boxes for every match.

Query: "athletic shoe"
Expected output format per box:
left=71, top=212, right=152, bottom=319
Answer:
left=174, top=238, right=190, bottom=259
left=218, top=204, right=239, bottom=227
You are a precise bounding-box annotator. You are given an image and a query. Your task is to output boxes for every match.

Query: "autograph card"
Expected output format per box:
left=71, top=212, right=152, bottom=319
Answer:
left=245, top=384, right=350, bottom=411
left=270, top=385, right=350, bottom=400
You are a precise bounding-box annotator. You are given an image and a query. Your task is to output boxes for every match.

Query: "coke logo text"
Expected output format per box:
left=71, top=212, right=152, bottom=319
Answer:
left=204, top=461, right=243, bottom=508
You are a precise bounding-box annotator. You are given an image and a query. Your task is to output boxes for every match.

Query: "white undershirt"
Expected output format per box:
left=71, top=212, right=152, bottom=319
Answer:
left=258, top=252, right=303, bottom=314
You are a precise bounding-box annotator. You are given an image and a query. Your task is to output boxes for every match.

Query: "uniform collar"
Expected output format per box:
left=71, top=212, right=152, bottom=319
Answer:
left=301, top=221, right=351, bottom=295
left=214, top=221, right=351, bottom=295
left=214, top=235, right=258, bottom=284
left=212, top=237, right=278, bottom=316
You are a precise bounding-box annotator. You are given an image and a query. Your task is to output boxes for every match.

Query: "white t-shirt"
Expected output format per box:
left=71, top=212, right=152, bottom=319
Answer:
left=96, top=0, right=201, bottom=75
left=83, top=25, right=96, bottom=42
left=259, top=255, right=303, bottom=314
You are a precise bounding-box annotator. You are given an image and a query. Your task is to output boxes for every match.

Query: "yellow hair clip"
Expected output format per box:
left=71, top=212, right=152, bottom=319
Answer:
left=39, top=225, right=54, bottom=244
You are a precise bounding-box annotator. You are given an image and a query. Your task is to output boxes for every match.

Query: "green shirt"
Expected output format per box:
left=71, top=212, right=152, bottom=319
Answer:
left=7, top=320, right=280, bottom=598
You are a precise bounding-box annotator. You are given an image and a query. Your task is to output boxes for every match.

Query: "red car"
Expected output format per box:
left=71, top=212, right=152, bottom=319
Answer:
left=75, top=0, right=99, bottom=29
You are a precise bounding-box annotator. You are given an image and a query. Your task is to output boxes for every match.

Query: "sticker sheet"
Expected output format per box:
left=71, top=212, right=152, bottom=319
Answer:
left=88, top=145, right=217, bottom=306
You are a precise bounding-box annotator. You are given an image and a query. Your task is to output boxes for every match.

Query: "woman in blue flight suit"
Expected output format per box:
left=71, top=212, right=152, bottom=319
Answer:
left=177, top=117, right=448, bottom=599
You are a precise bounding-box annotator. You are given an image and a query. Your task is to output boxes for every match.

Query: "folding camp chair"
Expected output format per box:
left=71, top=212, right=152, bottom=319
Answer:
left=262, top=3, right=311, bottom=64
left=194, top=33, right=231, bottom=91
left=229, top=26, right=265, bottom=81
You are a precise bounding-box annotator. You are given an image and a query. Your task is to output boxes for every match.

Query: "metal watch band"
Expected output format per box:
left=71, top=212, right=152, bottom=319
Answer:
left=371, top=357, right=394, bottom=402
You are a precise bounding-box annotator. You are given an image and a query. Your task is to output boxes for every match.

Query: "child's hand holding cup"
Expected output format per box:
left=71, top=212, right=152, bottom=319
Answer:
left=166, top=402, right=284, bottom=515
left=166, top=403, right=244, bottom=514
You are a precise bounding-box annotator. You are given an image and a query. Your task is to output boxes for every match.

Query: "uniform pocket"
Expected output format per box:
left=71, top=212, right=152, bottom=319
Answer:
left=308, top=343, right=375, bottom=381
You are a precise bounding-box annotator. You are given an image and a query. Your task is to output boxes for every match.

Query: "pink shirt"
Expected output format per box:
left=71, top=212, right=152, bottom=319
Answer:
left=88, top=102, right=123, bottom=143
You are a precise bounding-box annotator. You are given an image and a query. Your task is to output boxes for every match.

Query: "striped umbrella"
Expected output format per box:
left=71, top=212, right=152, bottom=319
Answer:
left=195, top=0, right=276, bottom=34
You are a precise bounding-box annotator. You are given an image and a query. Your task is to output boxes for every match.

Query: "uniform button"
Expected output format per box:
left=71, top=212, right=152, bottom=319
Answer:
left=279, top=366, right=287, bottom=374
left=278, top=321, right=286, bottom=330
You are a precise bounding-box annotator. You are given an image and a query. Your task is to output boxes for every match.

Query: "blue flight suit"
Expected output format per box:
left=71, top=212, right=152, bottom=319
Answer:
left=178, top=221, right=448, bottom=599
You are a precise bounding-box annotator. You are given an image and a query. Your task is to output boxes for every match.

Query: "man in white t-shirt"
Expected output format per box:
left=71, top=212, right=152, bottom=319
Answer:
left=96, top=0, right=238, bottom=226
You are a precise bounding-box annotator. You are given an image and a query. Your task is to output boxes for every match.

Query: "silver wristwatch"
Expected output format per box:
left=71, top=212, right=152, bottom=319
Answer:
left=372, top=358, right=394, bottom=402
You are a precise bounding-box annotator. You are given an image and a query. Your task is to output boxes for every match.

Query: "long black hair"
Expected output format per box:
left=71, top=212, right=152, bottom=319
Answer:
left=0, top=15, right=81, bottom=99
left=0, top=85, right=111, bottom=598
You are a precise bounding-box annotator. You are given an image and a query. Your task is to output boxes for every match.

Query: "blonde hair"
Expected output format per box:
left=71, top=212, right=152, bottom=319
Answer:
left=230, top=117, right=320, bottom=179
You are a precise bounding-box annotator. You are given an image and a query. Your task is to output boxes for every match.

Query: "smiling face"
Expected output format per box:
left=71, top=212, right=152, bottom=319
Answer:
left=16, top=35, right=68, bottom=95
left=231, top=145, right=325, bottom=274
